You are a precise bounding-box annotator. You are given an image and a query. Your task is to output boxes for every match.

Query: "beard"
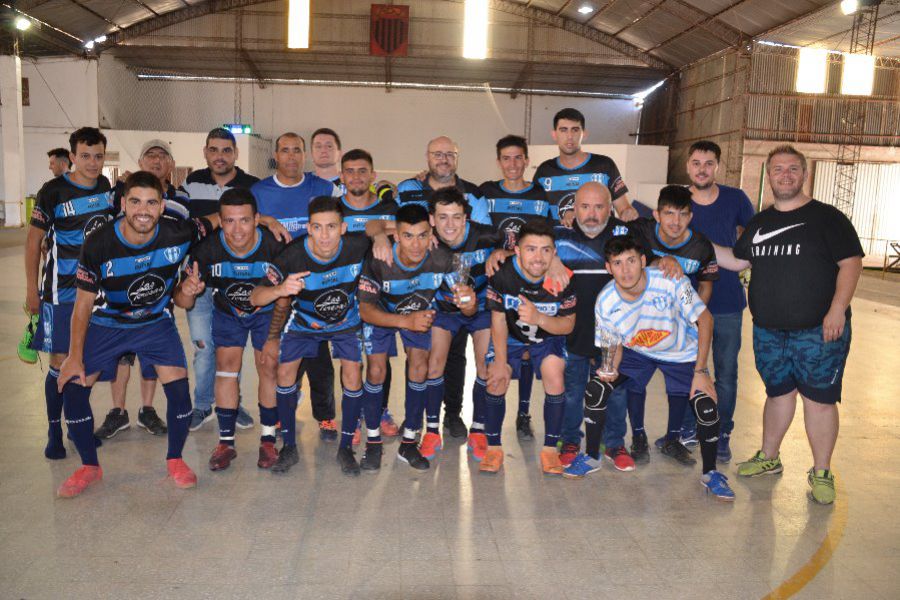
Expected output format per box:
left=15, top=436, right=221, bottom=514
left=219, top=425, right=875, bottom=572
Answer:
left=577, top=216, right=609, bottom=237
left=691, top=179, right=714, bottom=190
left=772, top=182, right=803, bottom=201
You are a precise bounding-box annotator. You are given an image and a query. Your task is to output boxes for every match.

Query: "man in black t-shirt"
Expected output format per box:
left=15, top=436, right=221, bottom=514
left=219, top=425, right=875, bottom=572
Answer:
left=716, top=145, right=863, bottom=505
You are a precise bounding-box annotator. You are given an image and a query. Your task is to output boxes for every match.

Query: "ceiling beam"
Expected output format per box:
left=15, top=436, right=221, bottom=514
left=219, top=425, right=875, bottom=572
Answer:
left=644, top=0, right=751, bottom=53
left=64, top=0, right=123, bottom=31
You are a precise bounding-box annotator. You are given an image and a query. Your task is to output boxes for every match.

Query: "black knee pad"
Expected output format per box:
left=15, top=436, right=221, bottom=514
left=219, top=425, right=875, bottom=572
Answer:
left=691, top=392, right=720, bottom=442
left=584, top=376, right=613, bottom=411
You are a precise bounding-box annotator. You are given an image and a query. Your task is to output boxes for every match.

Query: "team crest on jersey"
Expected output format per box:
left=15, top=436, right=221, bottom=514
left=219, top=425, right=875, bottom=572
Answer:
left=315, top=289, right=350, bottom=322
left=225, top=282, right=255, bottom=313
left=396, top=293, right=429, bottom=315
left=127, top=273, right=167, bottom=306
left=612, top=226, right=629, bottom=236
left=651, top=295, right=673, bottom=311
left=627, top=329, right=670, bottom=348
left=503, top=294, right=521, bottom=310
left=163, top=247, right=182, bottom=264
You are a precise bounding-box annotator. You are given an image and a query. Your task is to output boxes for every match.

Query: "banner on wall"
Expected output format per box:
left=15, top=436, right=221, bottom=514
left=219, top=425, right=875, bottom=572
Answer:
left=370, top=4, right=409, bottom=57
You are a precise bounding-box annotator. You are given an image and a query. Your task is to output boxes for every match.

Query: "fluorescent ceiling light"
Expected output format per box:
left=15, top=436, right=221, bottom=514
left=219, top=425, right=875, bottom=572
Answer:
left=841, top=53, right=875, bottom=95
left=578, top=5, right=595, bottom=14
left=14, top=16, right=31, bottom=31
left=841, top=0, right=859, bottom=14
left=287, top=0, right=310, bottom=49
left=84, top=40, right=95, bottom=49
left=94, top=35, right=107, bottom=43
left=796, top=47, right=827, bottom=94
left=463, top=0, right=489, bottom=60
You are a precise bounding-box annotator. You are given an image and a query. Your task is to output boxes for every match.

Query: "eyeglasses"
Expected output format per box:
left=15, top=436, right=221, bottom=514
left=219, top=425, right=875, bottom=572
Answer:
left=429, top=151, right=459, bottom=160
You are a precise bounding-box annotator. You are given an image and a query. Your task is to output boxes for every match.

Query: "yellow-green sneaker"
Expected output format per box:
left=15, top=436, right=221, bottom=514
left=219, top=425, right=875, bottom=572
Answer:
left=17, top=313, right=39, bottom=364
left=736, top=450, right=783, bottom=477
left=808, top=468, right=836, bottom=505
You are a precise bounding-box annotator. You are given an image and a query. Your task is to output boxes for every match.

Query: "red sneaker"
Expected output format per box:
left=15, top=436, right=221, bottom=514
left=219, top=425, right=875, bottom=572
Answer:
left=57, top=465, right=103, bottom=498
left=167, top=458, right=198, bottom=488
left=559, top=442, right=580, bottom=466
left=419, top=432, right=443, bottom=460
left=467, top=431, right=488, bottom=462
left=208, top=444, right=237, bottom=471
left=604, top=446, right=636, bottom=472
left=380, top=409, right=400, bottom=437
left=257, top=441, right=279, bottom=469
left=352, top=422, right=362, bottom=446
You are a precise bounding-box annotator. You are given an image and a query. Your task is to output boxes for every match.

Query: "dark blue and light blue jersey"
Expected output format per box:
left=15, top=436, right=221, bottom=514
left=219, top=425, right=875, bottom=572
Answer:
left=479, top=180, right=551, bottom=250
left=251, top=173, right=340, bottom=236
left=358, top=245, right=452, bottom=316
left=435, top=222, right=498, bottom=313
left=341, top=195, right=397, bottom=234
left=554, top=219, right=632, bottom=356
left=31, top=174, right=115, bottom=304
left=534, top=154, right=627, bottom=223
left=485, top=257, right=576, bottom=346
left=76, top=216, right=212, bottom=328
left=261, top=233, right=370, bottom=334
left=629, top=218, right=718, bottom=290
left=190, top=227, right=285, bottom=317
left=396, top=176, right=490, bottom=225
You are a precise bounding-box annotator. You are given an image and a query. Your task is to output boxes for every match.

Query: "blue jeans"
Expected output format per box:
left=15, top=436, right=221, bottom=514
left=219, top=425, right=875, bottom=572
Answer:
left=603, top=385, right=629, bottom=449
left=186, top=289, right=216, bottom=412
left=688, top=311, right=742, bottom=436
left=562, top=352, right=592, bottom=445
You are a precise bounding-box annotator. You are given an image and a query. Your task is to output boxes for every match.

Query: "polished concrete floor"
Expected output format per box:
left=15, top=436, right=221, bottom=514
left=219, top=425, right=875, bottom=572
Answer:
left=1, top=231, right=898, bottom=599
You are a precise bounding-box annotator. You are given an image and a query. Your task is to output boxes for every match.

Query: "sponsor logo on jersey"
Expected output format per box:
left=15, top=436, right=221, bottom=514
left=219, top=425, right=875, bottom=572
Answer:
left=534, top=302, right=559, bottom=316
left=127, top=273, right=167, bottom=306
left=83, top=214, right=109, bottom=238
left=163, top=246, right=182, bottom=264
left=395, top=293, right=429, bottom=315
left=558, top=193, right=576, bottom=215
left=314, top=289, right=351, bottom=322
left=232, top=264, right=250, bottom=274
left=359, top=278, right=380, bottom=295
left=31, top=207, right=48, bottom=224
left=627, top=329, right=670, bottom=348
left=266, top=266, right=282, bottom=285
left=76, top=265, right=96, bottom=285
left=680, top=285, right=694, bottom=306
left=225, top=282, right=255, bottom=312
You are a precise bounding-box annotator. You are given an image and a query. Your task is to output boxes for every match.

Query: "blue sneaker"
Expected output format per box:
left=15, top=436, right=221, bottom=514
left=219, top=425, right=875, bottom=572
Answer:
left=236, top=405, right=255, bottom=430
left=702, top=470, right=735, bottom=502
left=654, top=434, right=666, bottom=450
left=717, top=434, right=732, bottom=463
left=681, top=429, right=698, bottom=447
left=562, top=453, right=602, bottom=480
left=189, top=407, right=214, bottom=432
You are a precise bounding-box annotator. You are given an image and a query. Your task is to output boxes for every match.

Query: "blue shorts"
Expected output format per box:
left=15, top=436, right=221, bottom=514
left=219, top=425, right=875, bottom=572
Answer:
left=752, top=323, right=851, bottom=404
left=363, top=323, right=431, bottom=356
left=212, top=308, right=273, bottom=352
left=433, top=310, right=491, bottom=336
left=81, top=318, right=187, bottom=382
left=486, top=337, right=567, bottom=380
left=280, top=329, right=363, bottom=364
left=619, top=347, right=694, bottom=396
left=31, top=302, right=73, bottom=355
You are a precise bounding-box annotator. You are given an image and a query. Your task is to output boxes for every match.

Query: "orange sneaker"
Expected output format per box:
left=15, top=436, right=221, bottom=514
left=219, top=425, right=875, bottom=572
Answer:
left=57, top=465, right=103, bottom=498
left=257, top=441, right=279, bottom=469
left=319, top=419, right=338, bottom=441
left=380, top=409, right=400, bottom=437
left=467, top=431, right=488, bottom=462
left=419, top=432, right=443, bottom=460
left=352, top=422, right=362, bottom=446
left=167, top=458, right=197, bottom=489
left=540, top=447, right=564, bottom=476
left=479, top=448, right=504, bottom=473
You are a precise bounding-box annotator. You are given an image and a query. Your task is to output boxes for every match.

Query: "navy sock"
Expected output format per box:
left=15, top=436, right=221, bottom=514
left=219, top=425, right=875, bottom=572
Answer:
left=45, top=368, right=65, bottom=454
left=340, top=388, right=363, bottom=448
left=276, top=384, right=299, bottom=447
left=667, top=394, right=689, bottom=441
left=627, top=390, right=646, bottom=434
left=485, top=393, right=506, bottom=447
left=517, top=360, right=533, bottom=416
left=258, top=403, right=278, bottom=444
left=402, top=380, right=427, bottom=439
left=425, top=377, right=444, bottom=434
left=163, top=378, right=192, bottom=460
left=543, top=393, right=565, bottom=448
left=362, top=381, right=383, bottom=443
left=62, top=382, right=98, bottom=466
left=382, top=361, right=393, bottom=410
left=471, top=377, right=487, bottom=432
left=215, top=407, right=238, bottom=447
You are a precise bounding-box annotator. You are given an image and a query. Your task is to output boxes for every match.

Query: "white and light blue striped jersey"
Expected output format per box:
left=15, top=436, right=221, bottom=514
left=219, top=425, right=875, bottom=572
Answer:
left=594, top=267, right=705, bottom=363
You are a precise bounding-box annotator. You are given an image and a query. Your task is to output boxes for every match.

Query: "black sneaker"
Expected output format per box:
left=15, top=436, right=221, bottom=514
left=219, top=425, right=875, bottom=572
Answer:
left=630, top=431, right=650, bottom=465
left=516, top=414, right=534, bottom=440
left=271, top=444, right=300, bottom=474
left=337, top=447, right=361, bottom=476
left=397, top=442, right=430, bottom=470
left=360, top=442, right=383, bottom=471
left=443, top=414, right=468, bottom=438
left=137, top=407, right=167, bottom=435
left=95, top=408, right=130, bottom=439
left=660, top=439, right=697, bottom=466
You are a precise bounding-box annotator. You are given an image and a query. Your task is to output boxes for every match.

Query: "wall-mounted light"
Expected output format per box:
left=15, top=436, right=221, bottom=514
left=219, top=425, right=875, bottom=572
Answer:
left=796, top=47, right=827, bottom=94
left=287, top=0, right=310, bottom=49
left=463, top=0, right=488, bottom=59
left=841, top=53, right=875, bottom=95
left=14, top=16, right=32, bottom=31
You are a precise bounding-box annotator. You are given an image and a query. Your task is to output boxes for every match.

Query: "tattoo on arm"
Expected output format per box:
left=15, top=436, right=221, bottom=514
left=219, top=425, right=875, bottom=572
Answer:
left=267, top=302, right=290, bottom=340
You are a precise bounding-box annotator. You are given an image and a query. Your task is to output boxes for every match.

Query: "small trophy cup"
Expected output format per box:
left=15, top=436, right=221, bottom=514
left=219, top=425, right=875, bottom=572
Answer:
left=451, top=254, right=472, bottom=304
left=596, top=329, right=620, bottom=378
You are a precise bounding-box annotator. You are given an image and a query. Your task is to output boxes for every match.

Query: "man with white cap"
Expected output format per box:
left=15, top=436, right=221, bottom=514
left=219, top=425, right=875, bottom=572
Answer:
left=94, top=139, right=190, bottom=440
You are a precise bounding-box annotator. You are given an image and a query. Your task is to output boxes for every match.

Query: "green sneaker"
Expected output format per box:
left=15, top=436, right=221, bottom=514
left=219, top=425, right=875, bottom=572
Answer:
left=808, top=468, right=836, bottom=505
left=17, top=313, right=39, bottom=364
left=736, top=450, right=783, bottom=477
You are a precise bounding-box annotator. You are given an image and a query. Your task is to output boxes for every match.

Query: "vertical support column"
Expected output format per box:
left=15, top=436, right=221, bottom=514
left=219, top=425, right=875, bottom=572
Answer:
left=0, top=55, right=26, bottom=227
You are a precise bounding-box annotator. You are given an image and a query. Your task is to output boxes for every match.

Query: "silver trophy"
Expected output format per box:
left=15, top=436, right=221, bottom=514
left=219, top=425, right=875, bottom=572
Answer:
left=451, top=254, right=472, bottom=304
left=596, top=328, right=621, bottom=378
